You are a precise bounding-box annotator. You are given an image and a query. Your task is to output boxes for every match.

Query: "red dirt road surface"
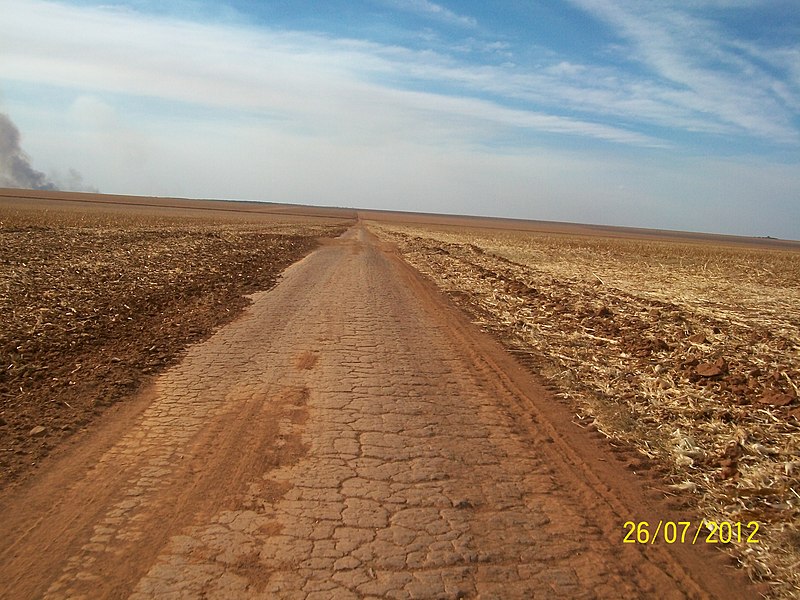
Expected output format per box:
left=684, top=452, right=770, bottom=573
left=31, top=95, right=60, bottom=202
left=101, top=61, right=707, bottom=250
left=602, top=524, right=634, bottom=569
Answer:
left=0, top=224, right=755, bottom=598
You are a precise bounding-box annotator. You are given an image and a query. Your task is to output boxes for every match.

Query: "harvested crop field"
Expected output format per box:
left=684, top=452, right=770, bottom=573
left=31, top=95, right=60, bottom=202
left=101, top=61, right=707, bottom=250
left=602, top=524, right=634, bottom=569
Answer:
left=0, top=193, right=774, bottom=599
left=0, top=190, right=353, bottom=487
left=369, top=219, right=800, bottom=597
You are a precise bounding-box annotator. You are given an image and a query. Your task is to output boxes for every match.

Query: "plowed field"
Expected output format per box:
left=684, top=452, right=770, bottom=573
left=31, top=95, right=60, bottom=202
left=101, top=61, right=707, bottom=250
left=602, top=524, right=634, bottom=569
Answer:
left=0, top=190, right=351, bottom=485
left=0, top=191, right=789, bottom=598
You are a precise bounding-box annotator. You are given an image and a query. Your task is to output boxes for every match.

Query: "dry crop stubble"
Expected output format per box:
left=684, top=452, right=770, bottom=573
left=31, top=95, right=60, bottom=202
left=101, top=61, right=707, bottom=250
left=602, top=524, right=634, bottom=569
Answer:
left=0, top=200, right=349, bottom=487
left=370, top=221, right=800, bottom=599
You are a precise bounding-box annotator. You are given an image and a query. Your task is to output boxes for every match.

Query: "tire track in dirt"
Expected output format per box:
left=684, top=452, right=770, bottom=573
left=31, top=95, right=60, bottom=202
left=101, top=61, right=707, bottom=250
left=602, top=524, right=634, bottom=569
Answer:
left=0, top=225, right=755, bottom=598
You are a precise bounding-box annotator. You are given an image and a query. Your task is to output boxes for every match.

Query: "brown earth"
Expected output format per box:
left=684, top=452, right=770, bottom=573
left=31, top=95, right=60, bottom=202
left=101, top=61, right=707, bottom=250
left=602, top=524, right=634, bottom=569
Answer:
left=0, top=194, right=759, bottom=598
left=0, top=190, right=353, bottom=487
left=367, top=219, right=800, bottom=597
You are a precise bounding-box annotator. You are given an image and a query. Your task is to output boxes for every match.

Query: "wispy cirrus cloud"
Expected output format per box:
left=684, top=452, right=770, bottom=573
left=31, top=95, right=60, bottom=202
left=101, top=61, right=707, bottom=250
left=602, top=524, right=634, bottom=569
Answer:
left=362, top=49, right=730, bottom=138
left=1, top=0, right=798, bottom=238
left=380, top=0, right=477, bottom=28
left=0, top=0, right=660, bottom=148
left=566, top=0, right=800, bottom=143
left=3, top=0, right=797, bottom=151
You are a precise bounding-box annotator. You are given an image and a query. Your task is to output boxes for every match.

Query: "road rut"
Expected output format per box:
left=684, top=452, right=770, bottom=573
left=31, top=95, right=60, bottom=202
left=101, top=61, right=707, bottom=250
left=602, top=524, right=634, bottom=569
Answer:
left=0, top=225, right=752, bottom=599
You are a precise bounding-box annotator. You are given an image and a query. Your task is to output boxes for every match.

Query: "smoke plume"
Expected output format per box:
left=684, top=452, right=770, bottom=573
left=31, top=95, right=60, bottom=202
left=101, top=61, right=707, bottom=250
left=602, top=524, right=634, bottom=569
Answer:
left=0, top=112, right=57, bottom=191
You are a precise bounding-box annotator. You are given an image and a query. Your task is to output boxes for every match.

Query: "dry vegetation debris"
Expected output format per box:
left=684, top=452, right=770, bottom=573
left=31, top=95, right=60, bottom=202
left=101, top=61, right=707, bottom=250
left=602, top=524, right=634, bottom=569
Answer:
left=0, top=204, right=348, bottom=487
left=371, top=222, right=800, bottom=598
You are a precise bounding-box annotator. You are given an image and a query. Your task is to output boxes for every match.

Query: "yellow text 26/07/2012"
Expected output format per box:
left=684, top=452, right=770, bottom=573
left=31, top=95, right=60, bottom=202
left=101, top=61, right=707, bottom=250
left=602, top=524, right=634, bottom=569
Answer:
left=623, top=520, right=760, bottom=545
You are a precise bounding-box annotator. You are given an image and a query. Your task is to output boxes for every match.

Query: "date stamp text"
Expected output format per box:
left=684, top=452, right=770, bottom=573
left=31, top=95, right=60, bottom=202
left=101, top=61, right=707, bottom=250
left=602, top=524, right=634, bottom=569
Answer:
left=623, top=520, right=760, bottom=544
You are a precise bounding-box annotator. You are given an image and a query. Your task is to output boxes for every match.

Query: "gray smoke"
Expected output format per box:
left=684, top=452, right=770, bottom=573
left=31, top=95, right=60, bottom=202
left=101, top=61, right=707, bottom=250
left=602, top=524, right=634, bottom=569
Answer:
left=0, top=112, right=57, bottom=191
left=53, top=168, right=99, bottom=194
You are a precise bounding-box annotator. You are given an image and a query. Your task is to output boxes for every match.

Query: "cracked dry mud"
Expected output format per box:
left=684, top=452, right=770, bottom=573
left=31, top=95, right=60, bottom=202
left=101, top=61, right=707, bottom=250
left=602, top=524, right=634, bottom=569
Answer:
left=0, top=226, right=753, bottom=599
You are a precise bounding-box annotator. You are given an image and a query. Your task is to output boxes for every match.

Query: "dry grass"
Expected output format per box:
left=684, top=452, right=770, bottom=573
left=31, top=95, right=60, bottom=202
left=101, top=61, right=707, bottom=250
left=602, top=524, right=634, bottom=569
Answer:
left=371, top=222, right=800, bottom=598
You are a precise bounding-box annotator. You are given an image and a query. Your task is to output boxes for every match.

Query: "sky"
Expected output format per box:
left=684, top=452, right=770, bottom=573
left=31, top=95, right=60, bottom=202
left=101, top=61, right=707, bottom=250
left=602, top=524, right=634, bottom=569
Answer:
left=0, top=0, right=799, bottom=239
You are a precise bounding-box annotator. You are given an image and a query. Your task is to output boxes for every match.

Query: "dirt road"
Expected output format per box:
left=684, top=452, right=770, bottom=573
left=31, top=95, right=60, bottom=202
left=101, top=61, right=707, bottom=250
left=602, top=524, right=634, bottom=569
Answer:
left=0, top=225, right=753, bottom=599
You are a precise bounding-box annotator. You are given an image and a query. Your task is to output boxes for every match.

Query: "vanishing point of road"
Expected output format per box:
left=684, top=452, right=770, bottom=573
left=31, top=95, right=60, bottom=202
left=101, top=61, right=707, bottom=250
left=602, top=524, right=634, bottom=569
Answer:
left=0, top=225, right=753, bottom=599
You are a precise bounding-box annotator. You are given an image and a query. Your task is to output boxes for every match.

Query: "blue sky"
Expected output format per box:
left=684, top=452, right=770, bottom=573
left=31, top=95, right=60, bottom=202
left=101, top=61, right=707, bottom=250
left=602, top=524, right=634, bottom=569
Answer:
left=1, top=0, right=799, bottom=238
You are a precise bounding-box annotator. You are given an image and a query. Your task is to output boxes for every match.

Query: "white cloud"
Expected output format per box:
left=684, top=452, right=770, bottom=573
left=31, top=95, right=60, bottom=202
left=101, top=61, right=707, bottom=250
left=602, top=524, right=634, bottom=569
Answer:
left=566, top=0, right=800, bottom=142
left=1, top=0, right=798, bottom=239
left=4, top=0, right=795, bottom=148
left=3, top=2, right=796, bottom=150
left=381, top=0, right=477, bottom=28
left=0, top=0, right=656, bottom=148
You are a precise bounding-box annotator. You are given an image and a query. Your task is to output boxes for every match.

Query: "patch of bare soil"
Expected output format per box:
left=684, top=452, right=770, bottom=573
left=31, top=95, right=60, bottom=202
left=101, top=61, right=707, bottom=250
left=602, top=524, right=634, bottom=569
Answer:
left=0, top=199, right=349, bottom=488
left=371, top=222, right=800, bottom=599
